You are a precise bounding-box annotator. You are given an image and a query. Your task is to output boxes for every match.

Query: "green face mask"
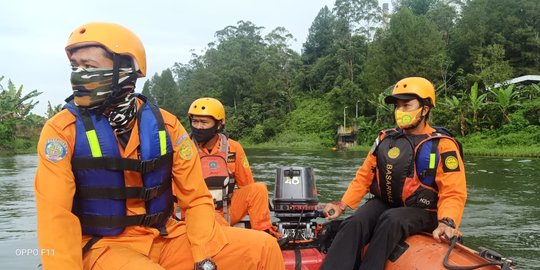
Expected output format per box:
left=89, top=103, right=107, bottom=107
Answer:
left=394, top=107, right=423, bottom=129
left=70, top=67, right=134, bottom=109
left=70, top=67, right=114, bottom=108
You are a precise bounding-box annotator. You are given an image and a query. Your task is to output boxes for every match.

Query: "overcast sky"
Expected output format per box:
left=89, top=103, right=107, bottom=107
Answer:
left=1, top=0, right=336, bottom=116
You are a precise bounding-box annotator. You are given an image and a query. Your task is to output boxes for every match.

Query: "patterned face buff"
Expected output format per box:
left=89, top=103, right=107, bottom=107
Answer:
left=394, top=107, right=423, bottom=129
left=70, top=67, right=134, bottom=109
left=108, top=92, right=137, bottom=134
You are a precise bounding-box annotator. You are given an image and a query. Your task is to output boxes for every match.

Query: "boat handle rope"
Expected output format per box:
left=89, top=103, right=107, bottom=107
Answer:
left=443, top=236, right=516, bottom=270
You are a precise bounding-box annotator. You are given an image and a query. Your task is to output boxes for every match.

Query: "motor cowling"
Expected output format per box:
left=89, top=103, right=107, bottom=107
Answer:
left=273, top=167, right=322, bottom=243
left=273, top=166, right=319, bottom=216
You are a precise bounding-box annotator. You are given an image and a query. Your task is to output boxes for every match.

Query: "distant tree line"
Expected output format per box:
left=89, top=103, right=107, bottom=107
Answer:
left=142, top=0, right=539, bottom=146
left=1, top=0, right=539, bottom=154
left=0, top=76, right=44, bottom=153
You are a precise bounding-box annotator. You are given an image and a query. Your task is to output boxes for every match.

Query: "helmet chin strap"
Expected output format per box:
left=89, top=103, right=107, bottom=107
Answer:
left=217, top=121, right=225, bottom=133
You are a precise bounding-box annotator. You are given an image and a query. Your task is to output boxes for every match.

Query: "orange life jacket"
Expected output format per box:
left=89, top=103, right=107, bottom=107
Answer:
left=195, top=133, right=235, bottom=209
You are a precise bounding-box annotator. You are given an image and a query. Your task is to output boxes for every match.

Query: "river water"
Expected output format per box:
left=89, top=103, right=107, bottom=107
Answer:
left=0, top=150, right=538, bottom=269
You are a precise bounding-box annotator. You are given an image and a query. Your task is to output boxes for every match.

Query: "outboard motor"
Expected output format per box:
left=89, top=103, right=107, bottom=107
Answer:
left=273, top=166, right=326, bottom=269
left=273, top=166, right=321, bottom=246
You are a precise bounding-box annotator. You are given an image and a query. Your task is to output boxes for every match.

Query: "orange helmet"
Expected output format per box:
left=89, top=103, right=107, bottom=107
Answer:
left=384, top=77, right=436, bottom=107
left=65, top=22, right=146, bottom=77
left=188, top=98, right=226, bottom=124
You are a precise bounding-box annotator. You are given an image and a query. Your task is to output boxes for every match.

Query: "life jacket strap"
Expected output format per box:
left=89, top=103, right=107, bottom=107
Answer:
left=79, top=211, right=168, bottom=228
left=82, top=236, right=102, bottom=255
left=158, top=226, right=168, bottom=237
left=76, top=177, right=172, bottom=200
left=71, top=152, right=173, bottom=173
left=417, top=138, right=440, bottom=180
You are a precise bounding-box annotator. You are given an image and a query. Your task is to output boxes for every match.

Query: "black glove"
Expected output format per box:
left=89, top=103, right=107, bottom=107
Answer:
left=194, top=258, right=217, bottom=270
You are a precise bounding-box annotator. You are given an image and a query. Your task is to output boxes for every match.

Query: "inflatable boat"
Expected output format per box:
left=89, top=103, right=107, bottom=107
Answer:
left=271, top=166, right=516, bottom=270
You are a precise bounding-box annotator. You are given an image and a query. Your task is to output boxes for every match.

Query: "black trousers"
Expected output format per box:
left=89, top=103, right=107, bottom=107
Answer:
left=320, top=198, right=438, bottom=270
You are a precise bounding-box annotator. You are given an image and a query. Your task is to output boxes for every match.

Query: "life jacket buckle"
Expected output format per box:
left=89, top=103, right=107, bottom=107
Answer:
left=138, top=158, right=159, bottom=173
left=144, top=186, right=161, bottom=201
left=214, top=200, right=224, bottom=209
left=419, top=169, right=436, bottom=179
left=141, top=212, right=163, bottom=227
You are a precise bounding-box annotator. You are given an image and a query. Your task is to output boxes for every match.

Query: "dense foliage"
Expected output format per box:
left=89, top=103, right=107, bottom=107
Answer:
left=2, top=0, right=539, bottom=156
left=141, top=0, right=539, bottom=153
left=0, top=76, right=44, bottom=153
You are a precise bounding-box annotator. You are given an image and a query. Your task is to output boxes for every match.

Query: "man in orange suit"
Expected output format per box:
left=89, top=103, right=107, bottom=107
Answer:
left=187, top=98, right=280, bottom=238
left=34, top=22, right=284, bottom=270
left=321, top=77, right=467, bottom=270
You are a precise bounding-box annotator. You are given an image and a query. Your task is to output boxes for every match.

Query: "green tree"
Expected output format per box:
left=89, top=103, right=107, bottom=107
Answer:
left=326, top=79, right=362, bottom=124
left=425, top=0, right=460, bottom=86
left=361, top=31, right=392, bottom=95
left=363, top=8, right=448, bottom=93
left=366, top=91, right=394, bottom=125
left=141, top=80, right=153, bottom=101
left=0, top=77, right=41, bottom=121
left=393, top=0, right=437, bottom=15
left=212, top=21, right=266, bottom=110
left=489, top=84, right=519, bottom=124
left=301, top=1, right=374, bottom=122
left=173, top=56, right=222, bottom=122
left=471, top=44, right=514, bottom=87
left=442, top=94, right=466, bottom=136
left=451, top=0, right=540, bottom=76
left=425, top=1, right=458, bottom=43
left=145, top=69, right=181, bottom=115
left=300, top=8, right=339, bottom=96
left=173, top=21, right=303, bottom=141
left=46, top=101, right=63, bottom=119
left=17, top=113, right=46, bottom=145
left=262, top=27, right=302, bottom=115
left=334, top=0, right=383, bottom=40
left=303, top=6, right=337, bottom=65
left=335, top=33, right=369, bottom=85
left=521, top=84, right=539, bottom=101
left=467, top=82, right=487, bottom=131
left=0, top=76, right=42, bottom=151
left=301, top=54, right=341, bottom=95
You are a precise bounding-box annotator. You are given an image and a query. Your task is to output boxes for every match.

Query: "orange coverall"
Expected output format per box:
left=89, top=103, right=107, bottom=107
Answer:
left=198, top=136, right=272, bottom=231
left=34, top=100, right=284, bottom=269
left=341, top=124, right=467, bottom=228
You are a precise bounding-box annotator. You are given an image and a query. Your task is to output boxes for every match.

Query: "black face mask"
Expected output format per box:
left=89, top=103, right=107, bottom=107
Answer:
left=191, top=125, right=219, bottom=143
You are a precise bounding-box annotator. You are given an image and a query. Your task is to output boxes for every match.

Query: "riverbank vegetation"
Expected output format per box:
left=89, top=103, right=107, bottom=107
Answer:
left=1, top=0, right=539, bottom=157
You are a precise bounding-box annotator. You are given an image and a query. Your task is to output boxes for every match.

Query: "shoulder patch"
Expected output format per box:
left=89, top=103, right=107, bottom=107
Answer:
left=441, top=151, right=460, bottom=172
left=44, top=138, right=68, bottom=162
left=242, top=156, right=249, bottom=168
left=179, top=140, right=193, bottom=160
left=174, top=133, right=189, bottom=147
left=227, top=152, right=236, bottom=163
